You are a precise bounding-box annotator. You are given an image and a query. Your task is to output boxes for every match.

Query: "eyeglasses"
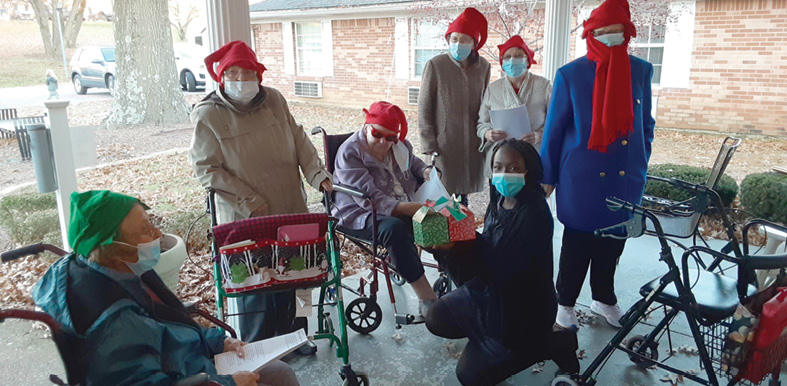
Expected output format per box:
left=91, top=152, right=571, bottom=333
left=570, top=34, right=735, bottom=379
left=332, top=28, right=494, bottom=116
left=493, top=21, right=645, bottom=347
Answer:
left=370, top=128, right=398, bottom=142
left=223, top=68, right=257, bottom=80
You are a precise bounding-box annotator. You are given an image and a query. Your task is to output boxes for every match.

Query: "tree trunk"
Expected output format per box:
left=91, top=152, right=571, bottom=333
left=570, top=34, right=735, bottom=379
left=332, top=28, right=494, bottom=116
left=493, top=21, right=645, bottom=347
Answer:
left=103, top=0, right=190, bottom=129
left=65, top=0, right=87, bottom=48
left=29, top=0, right=56, bottom=59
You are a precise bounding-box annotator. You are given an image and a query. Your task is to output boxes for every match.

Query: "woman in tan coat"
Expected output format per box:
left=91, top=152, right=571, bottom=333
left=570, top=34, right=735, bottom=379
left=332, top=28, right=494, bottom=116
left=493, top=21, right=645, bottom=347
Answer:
left=189, top=40, right=331, bottom=348
left=418, top=7, right=491, bottom=205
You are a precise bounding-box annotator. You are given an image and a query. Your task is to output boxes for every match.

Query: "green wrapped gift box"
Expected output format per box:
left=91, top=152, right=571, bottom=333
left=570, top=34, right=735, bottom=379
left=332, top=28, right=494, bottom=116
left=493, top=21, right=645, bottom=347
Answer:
left=412, top=206, right=450, bottom=246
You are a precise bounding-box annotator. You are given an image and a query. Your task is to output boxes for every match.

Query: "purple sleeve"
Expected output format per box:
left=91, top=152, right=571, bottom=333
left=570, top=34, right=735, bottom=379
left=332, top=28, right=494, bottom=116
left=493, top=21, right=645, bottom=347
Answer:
left=335, top=143, right=401, bottom=218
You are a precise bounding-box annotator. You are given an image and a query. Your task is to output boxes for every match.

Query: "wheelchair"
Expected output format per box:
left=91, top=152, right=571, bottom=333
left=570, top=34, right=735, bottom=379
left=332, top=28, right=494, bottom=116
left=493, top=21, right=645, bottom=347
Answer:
left=551, top=196, right=787, bottom=386
left=310, top=126, right=454, bottom=334
left=0, top=243, right=236, bottom=386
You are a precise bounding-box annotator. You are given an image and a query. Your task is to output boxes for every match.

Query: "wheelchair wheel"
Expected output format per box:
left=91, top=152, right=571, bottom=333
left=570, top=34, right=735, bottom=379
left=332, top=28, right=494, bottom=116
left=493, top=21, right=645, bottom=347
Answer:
left=625, top=334, right=659, bottom=368
left=433, top=275, right=451, bottom=297
left=346, top=297, right=383, bottom=334
left=389, top=271, right=406, bottom=286
left=342, top=371, right=370, bottom=386
left=551, top=375, right=579, bottom=386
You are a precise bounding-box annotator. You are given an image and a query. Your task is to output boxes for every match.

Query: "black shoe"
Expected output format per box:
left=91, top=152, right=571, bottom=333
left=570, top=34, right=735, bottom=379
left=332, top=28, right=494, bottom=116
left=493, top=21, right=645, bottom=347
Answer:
left=549, top=328, right=580, bottom=374
left=296, top=340, right=317, bottom=356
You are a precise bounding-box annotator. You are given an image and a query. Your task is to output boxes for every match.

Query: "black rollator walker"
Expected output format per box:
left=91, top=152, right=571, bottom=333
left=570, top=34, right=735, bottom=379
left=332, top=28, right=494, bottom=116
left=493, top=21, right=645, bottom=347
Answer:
left=552, top=194, right=787, bottom=386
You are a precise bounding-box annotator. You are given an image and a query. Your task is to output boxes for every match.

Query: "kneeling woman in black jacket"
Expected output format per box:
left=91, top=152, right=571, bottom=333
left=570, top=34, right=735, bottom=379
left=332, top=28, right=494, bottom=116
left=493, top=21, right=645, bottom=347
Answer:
left=426, top=139, right=579, bottom=385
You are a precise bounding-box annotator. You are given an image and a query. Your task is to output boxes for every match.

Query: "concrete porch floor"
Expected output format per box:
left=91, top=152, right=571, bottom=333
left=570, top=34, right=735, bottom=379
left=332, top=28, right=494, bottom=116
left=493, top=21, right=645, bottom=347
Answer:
left=2, top=220, right=786, bottom=385
left=287, top=221, right=787, bottom=386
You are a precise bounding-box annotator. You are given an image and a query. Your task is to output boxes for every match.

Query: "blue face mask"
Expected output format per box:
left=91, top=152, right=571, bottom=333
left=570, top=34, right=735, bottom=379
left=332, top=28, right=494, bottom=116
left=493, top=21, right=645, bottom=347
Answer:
left=492, top=173, right=526, bottom=198
left=594, top=32, right=625, bottom=47
left=117, top=238, right=162, bottom=276
left=502, top=58, right=529, bottom=78
left=449, top=42, right=473, bottom=62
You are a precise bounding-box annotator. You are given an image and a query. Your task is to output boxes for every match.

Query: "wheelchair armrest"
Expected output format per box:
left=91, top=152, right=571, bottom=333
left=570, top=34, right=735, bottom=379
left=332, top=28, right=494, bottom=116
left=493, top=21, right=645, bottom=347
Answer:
left=2, top=243, right=68, bottom=262
left=744, top=253, right=787, bottom=271
left=333, top=183, right=372, bottom=200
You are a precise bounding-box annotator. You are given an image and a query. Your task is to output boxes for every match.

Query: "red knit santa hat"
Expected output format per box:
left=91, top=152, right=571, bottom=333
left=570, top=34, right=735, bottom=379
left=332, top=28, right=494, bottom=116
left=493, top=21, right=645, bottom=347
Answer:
left=445, top=7, right=488, bottom=50
left=204, top=40, right=267, bottom=84
left=363, top=101, right=408, bottom=141
left=497, top=35, right=536, bottom=67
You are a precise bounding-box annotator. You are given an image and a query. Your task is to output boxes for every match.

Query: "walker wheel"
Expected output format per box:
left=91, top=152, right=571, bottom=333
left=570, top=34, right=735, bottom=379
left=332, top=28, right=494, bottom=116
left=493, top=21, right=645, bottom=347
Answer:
left=389, top=271, right=406, bottom=286
left=433, top=275, right=452, bottom=297
left=345, top=297, right=383, bottom=334
left=342, top=371, right=370, bottom=386
left=625, top=334, right=659, bottom=368
left=551, top=375, right=579, bottom=386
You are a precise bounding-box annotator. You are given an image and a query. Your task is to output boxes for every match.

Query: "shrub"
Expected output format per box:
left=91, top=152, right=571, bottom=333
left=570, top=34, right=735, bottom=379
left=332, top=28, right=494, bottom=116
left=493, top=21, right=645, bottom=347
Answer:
left=645, top=164, right=738, bottom=207
left=0, top=193, right=61, bottom=247
left=740, top=172, right=787, bottom=224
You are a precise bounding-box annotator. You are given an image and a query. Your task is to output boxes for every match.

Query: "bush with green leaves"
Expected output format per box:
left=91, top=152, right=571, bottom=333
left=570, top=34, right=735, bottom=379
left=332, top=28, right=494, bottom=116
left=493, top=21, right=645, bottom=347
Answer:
left=644, top=164, right=738, bottom=207
left=0, top=193, right=61, bottom=247
left=740, top=172, right=787, bottom=224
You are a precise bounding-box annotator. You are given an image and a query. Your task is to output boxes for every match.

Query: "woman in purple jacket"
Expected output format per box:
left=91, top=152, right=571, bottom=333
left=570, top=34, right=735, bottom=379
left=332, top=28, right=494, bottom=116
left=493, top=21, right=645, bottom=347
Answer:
left=332, top=101, right=438, bottom=316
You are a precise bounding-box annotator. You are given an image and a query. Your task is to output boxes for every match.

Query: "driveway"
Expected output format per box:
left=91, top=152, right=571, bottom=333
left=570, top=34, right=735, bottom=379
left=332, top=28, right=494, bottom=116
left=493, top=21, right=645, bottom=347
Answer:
left=0, top=85, right=207, bottom=109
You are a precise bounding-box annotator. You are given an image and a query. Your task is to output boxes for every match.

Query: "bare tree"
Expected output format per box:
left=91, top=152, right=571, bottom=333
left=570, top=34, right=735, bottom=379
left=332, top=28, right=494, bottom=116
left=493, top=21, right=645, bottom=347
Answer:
left=169, top=0, right=198, bottom=42
left=27, top=0, right=87, bottom=59
left=103, top=0, right=190, bottom=129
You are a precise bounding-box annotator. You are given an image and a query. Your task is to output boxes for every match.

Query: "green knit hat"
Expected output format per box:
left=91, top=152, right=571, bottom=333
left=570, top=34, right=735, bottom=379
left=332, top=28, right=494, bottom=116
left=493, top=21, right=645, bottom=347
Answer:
left=68, top=190, right=149, bottom=257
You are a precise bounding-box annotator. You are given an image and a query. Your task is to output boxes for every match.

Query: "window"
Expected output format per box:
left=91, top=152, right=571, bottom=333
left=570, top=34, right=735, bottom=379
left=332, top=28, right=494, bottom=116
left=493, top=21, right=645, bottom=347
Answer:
left=631, top=24, right=665, bottom=85
left=412, top=19, right=448, bottom=78
left=295, top=22, right=323, bottom=76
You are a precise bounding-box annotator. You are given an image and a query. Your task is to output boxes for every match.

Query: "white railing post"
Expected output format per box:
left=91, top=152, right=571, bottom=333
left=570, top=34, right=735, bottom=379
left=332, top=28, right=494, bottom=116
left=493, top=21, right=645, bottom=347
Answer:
left=45, top=100, right=78, bottom=250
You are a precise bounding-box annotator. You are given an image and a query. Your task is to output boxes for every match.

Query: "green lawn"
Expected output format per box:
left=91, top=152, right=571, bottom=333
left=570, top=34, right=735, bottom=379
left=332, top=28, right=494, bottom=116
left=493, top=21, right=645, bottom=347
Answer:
left=0, top=21, right=114, bottom=88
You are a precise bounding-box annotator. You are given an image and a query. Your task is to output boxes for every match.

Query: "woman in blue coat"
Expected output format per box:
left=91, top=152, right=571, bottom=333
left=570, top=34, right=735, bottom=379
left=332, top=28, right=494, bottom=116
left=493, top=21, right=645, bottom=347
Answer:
left=539, top=0, right=655, bottom=330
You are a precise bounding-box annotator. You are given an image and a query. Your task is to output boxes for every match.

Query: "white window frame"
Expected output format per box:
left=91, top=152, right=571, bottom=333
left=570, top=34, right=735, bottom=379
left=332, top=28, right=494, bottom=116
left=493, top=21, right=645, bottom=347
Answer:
left=631, top=24, right=666, bottom=86
left=411, top=19, right=448, bottom=80
left=294, top=21, right=333, bottom=77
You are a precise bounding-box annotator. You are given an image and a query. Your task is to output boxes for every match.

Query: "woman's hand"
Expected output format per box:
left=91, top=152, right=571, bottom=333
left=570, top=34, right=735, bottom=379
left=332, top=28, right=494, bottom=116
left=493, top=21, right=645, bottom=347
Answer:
left=250, top=202, right=269, bottom=217
left=223, top=337, right=248, bottom=357
left=232, top=371, right=260, bottom=386
left=541, top=184, right=555, bottom=197
left=521, top=132, right=536, bottom=144
left=484, top=129, right=508, bottom=142
left=319, top=178, right=333, bottom=192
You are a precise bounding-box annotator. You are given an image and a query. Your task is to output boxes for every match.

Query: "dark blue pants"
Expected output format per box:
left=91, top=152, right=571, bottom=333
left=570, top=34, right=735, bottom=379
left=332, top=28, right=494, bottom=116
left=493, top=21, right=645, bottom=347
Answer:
left=556, top=227, right=627, bottom=307
left=342, top=215, right=425, bottom=283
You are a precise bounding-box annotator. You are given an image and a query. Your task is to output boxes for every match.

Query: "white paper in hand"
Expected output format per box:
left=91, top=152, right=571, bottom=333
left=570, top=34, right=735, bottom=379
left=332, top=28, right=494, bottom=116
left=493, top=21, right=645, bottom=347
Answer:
left=214, top=330, right=308, bottom=375
left=413, top=167, right=450, bottom=211
left=490, top=105, right=531, bottom=139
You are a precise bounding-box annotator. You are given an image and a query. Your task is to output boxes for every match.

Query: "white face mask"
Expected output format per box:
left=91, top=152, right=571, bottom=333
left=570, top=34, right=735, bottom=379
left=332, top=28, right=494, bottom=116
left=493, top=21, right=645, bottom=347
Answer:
left=594, top=32, right=626, bottom=47
left=224, top=81, right=259, bottom=103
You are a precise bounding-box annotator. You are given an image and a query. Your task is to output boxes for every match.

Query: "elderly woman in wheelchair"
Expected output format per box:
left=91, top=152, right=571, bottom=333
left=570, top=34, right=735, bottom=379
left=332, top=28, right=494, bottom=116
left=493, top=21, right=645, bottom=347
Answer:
left=32, top=190, right=298, bottom=386
left=332, top=101, right=439, bottom=317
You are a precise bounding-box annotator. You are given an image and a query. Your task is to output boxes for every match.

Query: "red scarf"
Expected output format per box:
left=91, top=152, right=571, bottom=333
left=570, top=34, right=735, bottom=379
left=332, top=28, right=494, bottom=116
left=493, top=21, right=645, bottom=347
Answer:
left=582, top=0, right=637, bottom=153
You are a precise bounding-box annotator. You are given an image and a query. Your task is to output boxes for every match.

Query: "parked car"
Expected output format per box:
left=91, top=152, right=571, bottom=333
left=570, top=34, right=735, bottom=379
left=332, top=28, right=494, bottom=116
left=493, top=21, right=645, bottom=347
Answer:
left=174, top=45, right=208, bottom=92
left=69, top=46, right=116, bottom=95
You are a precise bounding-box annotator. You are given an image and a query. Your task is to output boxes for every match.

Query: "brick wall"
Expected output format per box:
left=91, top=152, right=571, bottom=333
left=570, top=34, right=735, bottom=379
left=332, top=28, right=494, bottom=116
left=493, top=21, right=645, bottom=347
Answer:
left=657, top=0, right=787, bottom=136
left=254, top=18, right=412, bottom=109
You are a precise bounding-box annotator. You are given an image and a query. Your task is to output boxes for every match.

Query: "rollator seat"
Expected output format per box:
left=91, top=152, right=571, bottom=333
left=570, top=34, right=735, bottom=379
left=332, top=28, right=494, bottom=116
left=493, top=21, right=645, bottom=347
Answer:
left=640, top=269, right=757, bottom=323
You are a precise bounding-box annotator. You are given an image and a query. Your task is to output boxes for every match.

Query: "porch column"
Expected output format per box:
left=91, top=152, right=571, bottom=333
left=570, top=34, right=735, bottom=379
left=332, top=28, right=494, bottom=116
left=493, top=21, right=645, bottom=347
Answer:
left=543, top=0, right=573, bottom=82
left=45, top=100, right=78, bottom=250
left=204, top=0, right=252, bottom=90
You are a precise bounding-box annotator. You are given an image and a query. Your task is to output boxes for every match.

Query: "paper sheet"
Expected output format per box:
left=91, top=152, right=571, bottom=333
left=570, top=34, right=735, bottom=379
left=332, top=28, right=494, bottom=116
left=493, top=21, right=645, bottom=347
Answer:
left=490, top=105, right=531, bottom=139
left=412, top=167, right=450, bottom=211
left=214, top=329, right=308, bottom=375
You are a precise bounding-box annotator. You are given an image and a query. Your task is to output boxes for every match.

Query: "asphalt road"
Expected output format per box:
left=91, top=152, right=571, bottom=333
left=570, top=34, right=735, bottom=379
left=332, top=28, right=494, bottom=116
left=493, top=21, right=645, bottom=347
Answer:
left=0, top=84, right=207, bottom=109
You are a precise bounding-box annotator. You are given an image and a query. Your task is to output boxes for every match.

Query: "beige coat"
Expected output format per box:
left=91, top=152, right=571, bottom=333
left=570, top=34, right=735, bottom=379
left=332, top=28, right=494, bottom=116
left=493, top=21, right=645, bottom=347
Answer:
left=477, top=72, right=552, bottom=176
left=418, top=53, right=491, bottom=194
left=189, top=87, right=330, bottom=225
